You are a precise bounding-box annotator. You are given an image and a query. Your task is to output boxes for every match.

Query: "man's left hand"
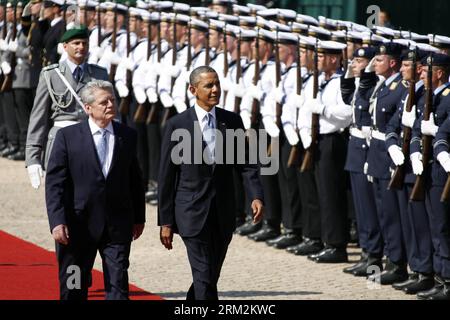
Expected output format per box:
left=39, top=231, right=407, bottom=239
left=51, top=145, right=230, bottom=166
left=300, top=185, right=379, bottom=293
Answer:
left=251, top=200, right=264, bottom=224
left=132, top=224, right=145, bottom=240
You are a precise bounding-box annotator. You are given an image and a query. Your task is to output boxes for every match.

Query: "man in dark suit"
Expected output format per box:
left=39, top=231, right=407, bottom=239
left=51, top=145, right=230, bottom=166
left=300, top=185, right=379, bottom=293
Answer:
left=45, top=79, right=145, bottom=300
left=158, top=66, right=264, bottom=300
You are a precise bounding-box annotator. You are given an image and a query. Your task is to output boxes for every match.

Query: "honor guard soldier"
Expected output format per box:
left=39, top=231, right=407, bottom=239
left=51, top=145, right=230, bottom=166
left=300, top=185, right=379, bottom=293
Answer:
left=25, top=26, right=108, bottom=189
left=41, top=0, right=65, bottom=66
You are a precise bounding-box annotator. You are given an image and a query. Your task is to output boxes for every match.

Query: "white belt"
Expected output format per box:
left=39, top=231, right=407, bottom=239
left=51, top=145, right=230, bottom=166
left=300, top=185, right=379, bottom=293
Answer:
left=53, top=120, right=79, bottom=128
left=350, top=127, right=365, bottom=139
left=371, top=130, right=386, bottom=141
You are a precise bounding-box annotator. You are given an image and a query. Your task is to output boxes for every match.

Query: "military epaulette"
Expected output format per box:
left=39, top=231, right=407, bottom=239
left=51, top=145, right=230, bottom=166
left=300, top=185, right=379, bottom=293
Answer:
left=443, top=88, right=450, bottom=97
left=401, top=80, right=409, bottom=88
left=42, top=64, right=59, bottom=72
left=389, top=81, right=399, bottom=90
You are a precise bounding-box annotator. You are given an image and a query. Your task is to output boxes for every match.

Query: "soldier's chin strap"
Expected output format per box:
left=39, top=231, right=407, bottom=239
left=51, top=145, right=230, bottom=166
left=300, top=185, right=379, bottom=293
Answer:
left=53, top=68, right=86, bottom=113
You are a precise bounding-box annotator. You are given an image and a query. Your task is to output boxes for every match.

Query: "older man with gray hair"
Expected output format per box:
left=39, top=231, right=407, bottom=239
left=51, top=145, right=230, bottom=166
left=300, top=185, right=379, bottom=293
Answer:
left=45, top=79, right=145, bottom=300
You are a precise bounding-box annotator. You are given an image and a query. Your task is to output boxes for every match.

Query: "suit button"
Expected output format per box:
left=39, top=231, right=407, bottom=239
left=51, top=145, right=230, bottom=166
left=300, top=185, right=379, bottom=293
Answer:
left=362, top=144, right=366, bottom=149
left=358, top=105, right=362, bottom=109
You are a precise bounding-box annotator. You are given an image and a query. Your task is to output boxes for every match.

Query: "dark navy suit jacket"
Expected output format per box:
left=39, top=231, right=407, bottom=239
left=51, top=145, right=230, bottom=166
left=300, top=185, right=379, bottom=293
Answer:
left=45, top=120, right=146, bottom=243
left=158, top=106, right=264, bottom=238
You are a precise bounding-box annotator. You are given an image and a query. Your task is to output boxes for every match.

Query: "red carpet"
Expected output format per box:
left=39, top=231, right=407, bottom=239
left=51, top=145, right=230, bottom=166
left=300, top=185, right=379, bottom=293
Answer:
left=0, top=230, right=162, bottom=300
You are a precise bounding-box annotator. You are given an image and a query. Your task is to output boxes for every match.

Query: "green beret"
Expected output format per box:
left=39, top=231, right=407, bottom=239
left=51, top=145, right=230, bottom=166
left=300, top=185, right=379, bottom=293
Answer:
left=60, top=26, right=89, bottom=43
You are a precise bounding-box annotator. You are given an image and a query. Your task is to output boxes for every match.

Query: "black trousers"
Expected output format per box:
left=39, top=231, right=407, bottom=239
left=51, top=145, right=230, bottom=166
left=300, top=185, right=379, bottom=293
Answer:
left=0, top=91, right=19, bottom=148
left=182, top=201, right=233, bottom=300
left=0, top=92, right=7, bottom=144
left=297, top=168, right=321, bottom=239
left=13, top=88, right=35, bottom=149
left=55, top=227, right=131, bottom=300
left=147, top=101, right=164, bottom=183
left=314, top=132, right=349, bottom=247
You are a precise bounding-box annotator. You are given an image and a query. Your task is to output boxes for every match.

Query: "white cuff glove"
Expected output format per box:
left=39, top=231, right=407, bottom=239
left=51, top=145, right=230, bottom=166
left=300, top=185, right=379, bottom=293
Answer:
left=240, top=110, right=251, bottom=130
left=262, top=117, right=280, bottom=138
left=401, top=105, right=416, bottom=128
left=363, top=162, right=369, bottom=175
left=221, top=77, right=232, bottom=92
left=115, top=81, right=129, bottom=98
left=294, top=93, right=305, bottom=109
left=133, top=86, right=147, bottom=104
left=421, top=113, right=438, bottom=137
left=410, top=152, right=423, bottom=175
left=160, top=92, right=174, bottom=108
left=0, top=39, right=7, bottom=51
left=284, top=124, right=300, bottom=146
left=305, top=98, right=325, bottom=115
left=249, top=83, right=263, bottom=101
left=8, top=40, right=18, bottom=53
left=299, top=128, right=312, bottom=149
left=146, top=88, right=158, bottom=104
left=1, top=61, right=11, bottom=75
left=168, top=64, right=181, bottom=78
left=94, top=46, right=105, bottom=61
left=152, top=62, right=161, bottom=76
left=361, top=126, right=372, bottom=140
left=344, top=61, right=354, bottom=79
left=437, top=151, right=450, bottom=173
left=27, top=164, right=44, bottom=189
left=57, top=42, right=65, bottom=55
left=388, top=145, right=405, bottom=166
left=173, top=98, right=187, bottom=113
left=275, top=86, right=284, bottom=104
left=233, top=81, right=246, bottom=98
left=122, top=56, right=135, bottom=71
left=102, top=48, right=114, bottom=64
left=110, top=51, right=122, bottom=66
left=365, top=57, right=376, bottom=73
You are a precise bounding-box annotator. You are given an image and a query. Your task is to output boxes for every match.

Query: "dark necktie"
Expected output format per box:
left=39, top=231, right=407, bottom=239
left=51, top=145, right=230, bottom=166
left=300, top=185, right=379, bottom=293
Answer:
left=73, top=66, right=82, bottom=83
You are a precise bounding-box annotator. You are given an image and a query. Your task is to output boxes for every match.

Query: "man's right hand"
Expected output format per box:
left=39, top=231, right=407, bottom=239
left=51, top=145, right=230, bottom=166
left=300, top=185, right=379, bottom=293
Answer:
left=27, top=164, right=43, bottom=189
left=52, top=224, right=69, bottom=245
left=160, top=226, right=173, bottom=250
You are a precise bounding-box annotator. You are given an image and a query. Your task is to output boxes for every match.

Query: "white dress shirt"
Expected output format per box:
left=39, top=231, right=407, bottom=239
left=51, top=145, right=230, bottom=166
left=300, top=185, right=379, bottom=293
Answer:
left=89, top=118, right=115, bottom=177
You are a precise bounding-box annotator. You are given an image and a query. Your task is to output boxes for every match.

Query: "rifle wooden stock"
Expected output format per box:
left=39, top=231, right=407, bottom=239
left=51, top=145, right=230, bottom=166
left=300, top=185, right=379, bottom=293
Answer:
left=287, top=146, right=298, bottom=168
left=250, top=33, right=260, bottom=126
left=109, top=4, right=118, bottom=82
left=134, top=101, right=149, bottom=123
left=119, top=11, right=132, bottom=117
left=96, top=3, right=101, bottom=47
left=233, top=31, right=242, bottom=114
left=410, top=56, right=433, bottom=201
left=1, top=4, right=17, bottom=92
left=301, top=40, right=319, bottom=172
left=146, top=103, right=158, bottom=124
left=223, top=23, right=229, bottom=103
left=441, top=173, right=450, bottom=202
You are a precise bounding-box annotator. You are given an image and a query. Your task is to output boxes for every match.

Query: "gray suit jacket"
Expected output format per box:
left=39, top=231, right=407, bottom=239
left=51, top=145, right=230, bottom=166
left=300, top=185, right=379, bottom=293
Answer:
left=25, top=60, right=108, bottom=168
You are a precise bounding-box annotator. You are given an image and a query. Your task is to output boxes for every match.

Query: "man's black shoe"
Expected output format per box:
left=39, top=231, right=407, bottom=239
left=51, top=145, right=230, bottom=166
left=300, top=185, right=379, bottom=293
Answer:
left=8, top=149, right=25, bottom=161
left=343, top=251, right=368, bottom=274
left=368, top=260, right=408, bottom=285
left=294, top=239, right=323, bottom=256
left=352, top=256, right=383, bottom=277
left=1, top=146, right=18, bottom=158
left=248, top=226, right=280, bottom=242
left=403, top=273, right=435, bottom=294
left=267, top=233, right=302, bottom=249
left=234, top=220, right=261, bottom=236
left=392, top=273, right=419, bottom=290
left=311, top=247, right=348, bottom=263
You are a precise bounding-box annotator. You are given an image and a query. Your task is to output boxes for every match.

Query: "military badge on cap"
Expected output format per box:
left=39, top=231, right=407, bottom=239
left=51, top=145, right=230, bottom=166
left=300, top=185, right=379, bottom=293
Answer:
left=358, top=48, right=365, bottom=57
left=379, top=45, right=386, bottom=54
left=408, top=51, right=415, bottom=59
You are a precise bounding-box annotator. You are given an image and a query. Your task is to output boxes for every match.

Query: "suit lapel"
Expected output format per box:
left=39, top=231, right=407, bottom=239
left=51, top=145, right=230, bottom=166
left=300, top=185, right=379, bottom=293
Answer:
left=81, top=121, right=104, bottom=177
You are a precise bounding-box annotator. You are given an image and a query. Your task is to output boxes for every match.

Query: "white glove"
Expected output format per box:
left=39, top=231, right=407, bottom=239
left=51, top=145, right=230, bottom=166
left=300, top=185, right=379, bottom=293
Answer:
left=284, top=124, right=300, bottom=146
left=101, top=48, right=114, bottom=64
left=363, top=162, right=369, bottom=175
left=27, top=164, right=44, bottom=189
left=361, top=126, right=372, bottom=140
left=344, top=60, right=354, bottom=79
left=168, top=64, right=181, bottom=78
left=122, top=56, right=135, bottom=71
left=410, top=152, right=423, bottom=175
left=110, top=51, right=122, bottom=66
left=437, top=151, right=450, bottom=173
left=305, top=98, right=325, bottom=115
left=133, top=86, right=147, bottom=104
left=152, top=62, right=161, bottom=76
left=57, top=42, right=65, bottom=55
left=299, top=128, right=312, bottom=149
left=94, top=46, right=105, bottom=61
left=233, top=81, right=246, bottom=98
left=221, top=77, right=232, bottom=92
left=275, top=85, right=284, bottom=104
left=294, top=93, right=305, bottom=109
left=249, top=83, right=263, bottom=101
left=173, top=98, right=187, bottom=113
left=401, top=105, right=416, bottom=128
left=365, top=57, right=376, bottom=73
left=0, top=39, right=8, bottom=51
left=146, top=88, right=158, bottom=103
left=115, top=81, right=129, bottom=98
left=241, top=110, right=251, bottom=130
left=388, top=145, right=405, bottom=166
left=1, top=61, right=11, bottom=75
left=160, top=92, right=174, bottom=108
left=262, top=117, right=280, bottom=138
left=22, top=1, right=32, bottom=17
left=421, top=113, right=438, bottom=137
left=8, top=40, right=18, bottom=53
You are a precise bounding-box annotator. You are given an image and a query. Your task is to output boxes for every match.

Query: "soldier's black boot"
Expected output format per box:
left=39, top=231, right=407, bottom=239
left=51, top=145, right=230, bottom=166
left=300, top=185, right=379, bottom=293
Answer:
left=343, top=250, right=368, bottom=274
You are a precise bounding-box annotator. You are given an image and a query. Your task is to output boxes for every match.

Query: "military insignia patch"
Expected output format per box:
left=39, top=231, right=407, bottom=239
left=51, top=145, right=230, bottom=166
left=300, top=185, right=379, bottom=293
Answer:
left=443, top=88, right=450, bottom=96
left=358, top=48, right=365, bottom=57
left=379, top=45, right=386, bottom=54
left=390, top=82, right=398, bottom=90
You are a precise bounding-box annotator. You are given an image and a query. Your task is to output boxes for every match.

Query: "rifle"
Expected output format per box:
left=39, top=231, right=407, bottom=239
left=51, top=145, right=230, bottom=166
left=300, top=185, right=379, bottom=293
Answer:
left=204, top=21, right=210, bottom=65
left=342, top=29, right=348, bottom=71
left=96, top=2, right=101, bottom=47
left=250, top=28, right=260, bottom=126
left=410, top=55, right=433, bottom=201
left=300, top=38, right=319, bottom=172
left=268, top=27, right=281, bottom=157
left=62, top=0, right=67, bottom=31
left=287, top=37, right=302, bottom=168
left=108, top=2, right=118, bottom=82
left=223, top=22, right=229, bottom=103
left=233, top=30, right=242, bottom=114
left=388, top=49, right=417, bottom=190
left=118, top=8, right=131, bottom=118
left=146, top=8, right=161, bottom=125
left=184, top=18, right=192, bottom=106
left=160, top=13, right=177, bottom=127
left=1, top=2, right=17, bottom=92
left=134, top=7, right=153, bottom=123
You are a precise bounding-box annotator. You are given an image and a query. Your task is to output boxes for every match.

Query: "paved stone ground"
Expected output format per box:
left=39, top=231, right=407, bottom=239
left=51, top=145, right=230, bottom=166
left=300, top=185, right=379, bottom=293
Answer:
left=0, top=158, right=415, bottom=300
